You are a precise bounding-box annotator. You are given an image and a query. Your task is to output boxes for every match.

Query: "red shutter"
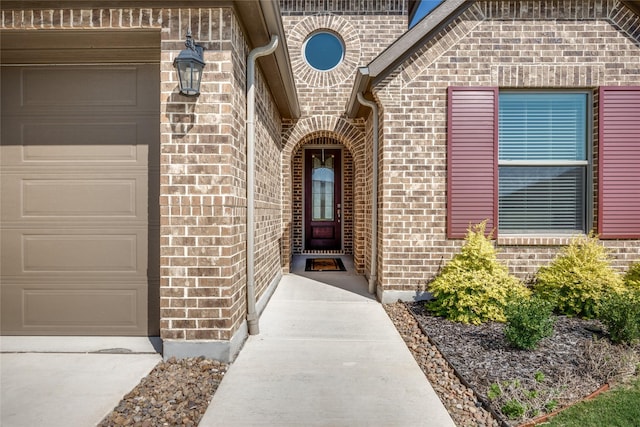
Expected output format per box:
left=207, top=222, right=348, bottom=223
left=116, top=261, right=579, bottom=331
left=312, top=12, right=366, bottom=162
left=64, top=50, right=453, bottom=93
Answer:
left=598, top=87, right=640, bottom=239
left=447, top=87, right=498, bottom=238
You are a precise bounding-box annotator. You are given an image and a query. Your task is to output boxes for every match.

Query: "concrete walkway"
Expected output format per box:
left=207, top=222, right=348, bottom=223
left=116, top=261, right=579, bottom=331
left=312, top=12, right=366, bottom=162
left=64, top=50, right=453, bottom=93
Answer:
left=200, top=256, right=455, bottom=427
left=0, top=338, right=161, bottom=427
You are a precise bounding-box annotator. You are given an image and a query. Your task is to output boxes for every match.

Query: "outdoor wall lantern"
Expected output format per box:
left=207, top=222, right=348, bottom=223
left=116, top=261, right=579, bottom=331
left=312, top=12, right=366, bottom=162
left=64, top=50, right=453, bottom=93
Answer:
left=173, top=31, right=206, bottom=96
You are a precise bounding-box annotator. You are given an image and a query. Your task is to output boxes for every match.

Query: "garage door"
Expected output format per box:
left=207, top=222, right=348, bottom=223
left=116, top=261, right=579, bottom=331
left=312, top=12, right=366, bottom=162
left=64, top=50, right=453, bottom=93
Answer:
left=1, top=30, right=160, bottom=336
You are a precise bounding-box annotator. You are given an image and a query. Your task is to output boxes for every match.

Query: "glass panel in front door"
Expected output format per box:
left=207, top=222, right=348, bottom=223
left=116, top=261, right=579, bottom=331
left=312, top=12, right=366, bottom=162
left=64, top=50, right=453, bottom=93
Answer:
left=312, top=153, right=334, bottom=221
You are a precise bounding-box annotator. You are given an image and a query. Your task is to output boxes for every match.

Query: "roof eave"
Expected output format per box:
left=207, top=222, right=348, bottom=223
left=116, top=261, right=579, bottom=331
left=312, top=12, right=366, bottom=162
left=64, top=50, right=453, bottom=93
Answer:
left=345, top=0, right=472, bottom=118
left=235, top=0, right=301, bottom=119
left=368, top=0, right=472, bottom=83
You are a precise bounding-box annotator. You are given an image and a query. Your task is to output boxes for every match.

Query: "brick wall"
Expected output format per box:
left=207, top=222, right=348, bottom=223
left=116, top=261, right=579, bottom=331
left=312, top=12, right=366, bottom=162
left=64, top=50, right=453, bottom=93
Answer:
left=373, top=0, right=640, bottom=295
left=280, top=0, right=408, bottom=16
left=161, top=8, right=283, bottom=345
left=280, top=1, right=408, bottom=274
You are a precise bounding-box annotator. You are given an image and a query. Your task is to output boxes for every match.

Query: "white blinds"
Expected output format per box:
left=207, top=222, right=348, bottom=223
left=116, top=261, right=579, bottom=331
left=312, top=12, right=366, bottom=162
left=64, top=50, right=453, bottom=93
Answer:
left=499, top=166, right=585, bottom=231
left=498, top=92, right=588, bottom=232
left=499, top=93, right=587, bottom=161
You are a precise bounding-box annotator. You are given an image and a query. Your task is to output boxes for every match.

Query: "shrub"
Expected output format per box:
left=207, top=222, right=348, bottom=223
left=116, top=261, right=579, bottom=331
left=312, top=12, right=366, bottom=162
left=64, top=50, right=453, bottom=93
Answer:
left=427, top=221, right=530, bottom=324
left=501, top=400, right=526, bottom=420
left=599, top=290, right=640, bottom=345
left=505, top=296, right=555, bottom=350
left=533, top=233, right=625, bottom=318
left=624, top=261, right=640, bottom=290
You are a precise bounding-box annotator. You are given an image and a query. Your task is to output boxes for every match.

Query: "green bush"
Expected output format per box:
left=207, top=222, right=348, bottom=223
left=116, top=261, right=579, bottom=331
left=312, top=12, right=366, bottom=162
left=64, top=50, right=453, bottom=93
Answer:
left=427, top=221, right=530, bottom=324
left=505, top=296, right=555, bottom=350
left=624, top=261, right=640, bottom=290
left=599, top=290, right=640, bottom=344
left=501, top=400, right=526, bottom=420
left=533, top=233, right=625, bottom=318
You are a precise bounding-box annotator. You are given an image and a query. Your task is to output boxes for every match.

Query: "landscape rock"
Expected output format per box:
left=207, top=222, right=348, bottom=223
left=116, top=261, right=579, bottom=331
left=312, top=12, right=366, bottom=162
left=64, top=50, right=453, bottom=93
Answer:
left=98, top=358, right=227, bottom=427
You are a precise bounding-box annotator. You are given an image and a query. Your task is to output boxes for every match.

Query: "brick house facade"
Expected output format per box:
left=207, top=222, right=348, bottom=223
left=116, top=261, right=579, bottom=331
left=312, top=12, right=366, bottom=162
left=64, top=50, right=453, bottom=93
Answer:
left=346, top=0, right=640, bottom=301
left=1, top=0, right=638, bottom=361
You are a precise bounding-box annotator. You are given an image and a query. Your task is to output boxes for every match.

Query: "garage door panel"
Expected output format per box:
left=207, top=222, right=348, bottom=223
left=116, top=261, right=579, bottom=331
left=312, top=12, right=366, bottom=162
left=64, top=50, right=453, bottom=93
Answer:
left=1, top=283, right=147, bottom=335
left=1, top=119, right=151, bottom=166
left=1, top=65, right=160, bottom=113
left=22, top=122, right=140, bottom=160
left=21, top=67, right=138, bottom=107
left=1, top=229, right=147, bottom=276
left=2, top=174, right=146, bottom=222
left=22, top=178, right=141, bottom=218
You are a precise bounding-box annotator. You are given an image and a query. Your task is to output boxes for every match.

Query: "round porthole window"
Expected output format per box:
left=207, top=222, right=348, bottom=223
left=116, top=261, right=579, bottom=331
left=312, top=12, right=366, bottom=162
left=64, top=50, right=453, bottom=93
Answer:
left=303, top=31, right=345, bottom=71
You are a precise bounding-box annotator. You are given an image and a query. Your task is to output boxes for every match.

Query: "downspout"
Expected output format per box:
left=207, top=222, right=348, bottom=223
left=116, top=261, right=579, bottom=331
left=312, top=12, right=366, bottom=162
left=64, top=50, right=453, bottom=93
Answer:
left=246, top=35, right=279, bottom=335
left=356, top=92, right=379, bottom=295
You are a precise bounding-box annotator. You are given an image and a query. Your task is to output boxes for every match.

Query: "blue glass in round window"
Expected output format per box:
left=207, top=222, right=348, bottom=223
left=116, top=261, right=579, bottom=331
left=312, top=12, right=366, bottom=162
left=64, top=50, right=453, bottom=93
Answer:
left=304, top=32, right=344, bottom=71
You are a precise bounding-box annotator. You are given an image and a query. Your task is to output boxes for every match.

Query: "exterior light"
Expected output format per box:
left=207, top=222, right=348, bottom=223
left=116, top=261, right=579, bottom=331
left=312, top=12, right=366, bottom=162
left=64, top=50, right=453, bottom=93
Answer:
left=173, top=31, right=205, bottom=96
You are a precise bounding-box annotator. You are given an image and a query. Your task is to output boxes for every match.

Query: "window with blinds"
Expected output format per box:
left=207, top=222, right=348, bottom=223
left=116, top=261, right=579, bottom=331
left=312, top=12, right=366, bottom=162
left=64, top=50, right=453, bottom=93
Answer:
left=498, top=92, right=589, bottom=233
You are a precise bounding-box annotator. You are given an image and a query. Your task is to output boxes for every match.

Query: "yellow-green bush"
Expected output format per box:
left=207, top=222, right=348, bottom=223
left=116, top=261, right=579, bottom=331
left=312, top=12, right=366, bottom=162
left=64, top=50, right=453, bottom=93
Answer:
left=624, top=261, right=640, bottom=290
left=427, top=221, right=530, bottom=324
left=533, top=234, right=625, bottom=319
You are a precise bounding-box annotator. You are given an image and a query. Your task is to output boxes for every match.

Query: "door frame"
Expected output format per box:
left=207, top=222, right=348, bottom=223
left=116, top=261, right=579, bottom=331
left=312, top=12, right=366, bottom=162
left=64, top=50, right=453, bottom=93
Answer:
left=302, top=145, right=344, bottom=252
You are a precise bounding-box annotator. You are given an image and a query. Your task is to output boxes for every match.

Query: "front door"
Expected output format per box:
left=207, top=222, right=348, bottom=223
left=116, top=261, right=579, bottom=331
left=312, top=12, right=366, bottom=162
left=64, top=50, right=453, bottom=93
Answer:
left=304, top=148, right=342, bottom=250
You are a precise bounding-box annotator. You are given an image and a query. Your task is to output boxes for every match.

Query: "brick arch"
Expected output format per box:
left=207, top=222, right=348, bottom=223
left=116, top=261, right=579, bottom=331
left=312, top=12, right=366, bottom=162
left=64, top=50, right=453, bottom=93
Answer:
left=281, top=116, right=367, bottom=272
left=284, top=116, right=364, bottom=156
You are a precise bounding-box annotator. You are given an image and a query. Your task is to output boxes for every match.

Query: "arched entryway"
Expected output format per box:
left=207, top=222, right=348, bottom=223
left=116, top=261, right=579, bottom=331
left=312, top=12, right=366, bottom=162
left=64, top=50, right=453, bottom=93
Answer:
left=281, top=117, right=368, bottom=275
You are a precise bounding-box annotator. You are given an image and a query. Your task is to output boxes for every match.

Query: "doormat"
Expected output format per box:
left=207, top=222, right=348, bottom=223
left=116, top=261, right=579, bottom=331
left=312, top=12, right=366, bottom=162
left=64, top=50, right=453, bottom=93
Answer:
left=305, top=258, right=346, bottom=272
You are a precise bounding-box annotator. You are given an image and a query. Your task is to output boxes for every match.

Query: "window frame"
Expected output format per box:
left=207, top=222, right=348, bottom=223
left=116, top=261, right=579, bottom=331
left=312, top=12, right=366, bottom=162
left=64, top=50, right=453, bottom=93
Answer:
left=302, top=30, right=345, bottom=72
left=497, top=90, right=593, bottom=235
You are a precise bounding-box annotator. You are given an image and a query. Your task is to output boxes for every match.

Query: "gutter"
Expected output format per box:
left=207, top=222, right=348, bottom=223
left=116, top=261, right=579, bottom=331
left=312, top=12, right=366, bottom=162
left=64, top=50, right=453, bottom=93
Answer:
left=356, top=88, right=379, bottom=296
left=345, top=67, right=372, bottom=120
left=246, top=34, right=279, bottom=335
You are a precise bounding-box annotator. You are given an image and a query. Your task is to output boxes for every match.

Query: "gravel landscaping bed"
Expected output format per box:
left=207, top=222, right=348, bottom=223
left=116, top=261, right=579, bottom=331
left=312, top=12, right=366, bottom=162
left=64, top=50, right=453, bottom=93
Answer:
left=98, top=357, right=227, bottom=427
left=389, top=301, right=639, bottom=426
